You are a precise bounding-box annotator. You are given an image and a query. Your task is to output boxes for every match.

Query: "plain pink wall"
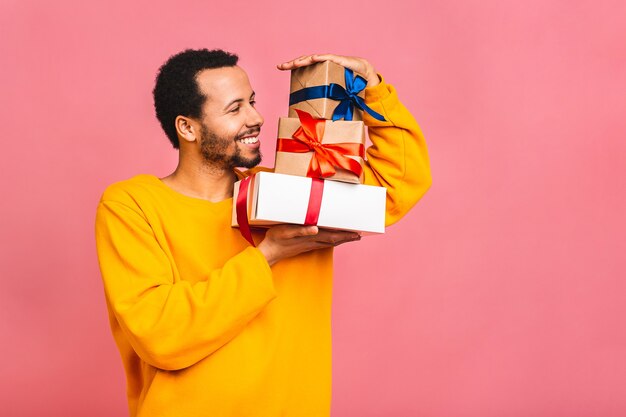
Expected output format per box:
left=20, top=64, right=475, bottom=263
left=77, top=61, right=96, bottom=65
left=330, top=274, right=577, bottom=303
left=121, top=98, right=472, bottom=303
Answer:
left=1, top=0, right=625, bottom=416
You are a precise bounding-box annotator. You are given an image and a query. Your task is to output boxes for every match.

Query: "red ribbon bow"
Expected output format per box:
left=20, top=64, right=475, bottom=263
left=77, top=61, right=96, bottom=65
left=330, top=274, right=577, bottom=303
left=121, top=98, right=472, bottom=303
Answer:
left=277, top=109, right=364, bottom=179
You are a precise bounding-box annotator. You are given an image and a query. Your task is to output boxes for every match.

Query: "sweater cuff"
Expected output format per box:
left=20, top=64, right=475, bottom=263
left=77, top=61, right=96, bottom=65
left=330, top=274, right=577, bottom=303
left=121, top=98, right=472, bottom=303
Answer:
left=364, top=73, right=392, bottom=103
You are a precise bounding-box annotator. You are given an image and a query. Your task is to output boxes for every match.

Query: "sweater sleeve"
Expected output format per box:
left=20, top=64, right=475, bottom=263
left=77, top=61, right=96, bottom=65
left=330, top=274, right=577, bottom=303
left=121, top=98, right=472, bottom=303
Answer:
left=361, top=76, right=432, bottom=226
left=95, top=199, right=277, bottom=371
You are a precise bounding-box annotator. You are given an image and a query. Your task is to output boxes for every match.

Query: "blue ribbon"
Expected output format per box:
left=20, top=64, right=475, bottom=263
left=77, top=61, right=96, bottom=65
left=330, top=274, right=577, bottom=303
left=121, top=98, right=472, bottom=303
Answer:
left=289, top=68, right=386, bottom=121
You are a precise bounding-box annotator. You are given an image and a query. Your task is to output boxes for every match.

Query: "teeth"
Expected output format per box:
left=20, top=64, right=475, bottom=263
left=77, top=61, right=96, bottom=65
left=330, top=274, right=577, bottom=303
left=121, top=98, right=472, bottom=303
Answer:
left=240, top=136, right=259, bottom=144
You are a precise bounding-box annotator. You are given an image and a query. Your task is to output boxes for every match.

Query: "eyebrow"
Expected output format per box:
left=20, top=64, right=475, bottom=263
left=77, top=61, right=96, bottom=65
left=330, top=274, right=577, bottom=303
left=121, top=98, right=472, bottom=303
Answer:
left=223, top=91, right=256, bottom=111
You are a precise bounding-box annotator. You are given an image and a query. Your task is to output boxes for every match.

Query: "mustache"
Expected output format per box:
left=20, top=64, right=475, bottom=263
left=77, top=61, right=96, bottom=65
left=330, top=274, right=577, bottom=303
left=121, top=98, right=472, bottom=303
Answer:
left=236, top=128, right=261, bottom=140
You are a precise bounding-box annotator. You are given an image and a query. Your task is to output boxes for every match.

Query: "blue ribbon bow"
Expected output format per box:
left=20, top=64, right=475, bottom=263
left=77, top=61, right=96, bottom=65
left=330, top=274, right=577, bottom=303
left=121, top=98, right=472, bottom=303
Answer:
left=289, top=68, right=386, bottom=121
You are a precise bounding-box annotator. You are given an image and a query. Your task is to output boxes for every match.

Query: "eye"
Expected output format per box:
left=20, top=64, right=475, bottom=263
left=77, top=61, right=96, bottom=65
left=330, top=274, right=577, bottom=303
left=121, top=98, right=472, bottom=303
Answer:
left=250, top=100, right=256, bottom=107
left=230, top=106, right=240, bottom=113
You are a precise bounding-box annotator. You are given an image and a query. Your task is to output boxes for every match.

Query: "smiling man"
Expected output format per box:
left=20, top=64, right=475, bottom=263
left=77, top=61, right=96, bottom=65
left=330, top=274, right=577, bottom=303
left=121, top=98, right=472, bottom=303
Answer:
left=95, top=49, right=431, bottom=417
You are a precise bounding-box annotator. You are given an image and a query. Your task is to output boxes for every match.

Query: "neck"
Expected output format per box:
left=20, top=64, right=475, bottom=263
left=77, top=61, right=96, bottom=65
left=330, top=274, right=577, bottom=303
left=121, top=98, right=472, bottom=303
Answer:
left=161, top=154, right=237, bottom=203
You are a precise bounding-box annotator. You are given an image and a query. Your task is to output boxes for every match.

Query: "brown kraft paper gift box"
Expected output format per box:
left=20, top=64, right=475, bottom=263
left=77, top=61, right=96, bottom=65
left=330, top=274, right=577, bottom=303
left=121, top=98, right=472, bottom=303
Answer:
left=289, top=61, right=364, bottom=121
left=274, top=116, right=366, bottom=184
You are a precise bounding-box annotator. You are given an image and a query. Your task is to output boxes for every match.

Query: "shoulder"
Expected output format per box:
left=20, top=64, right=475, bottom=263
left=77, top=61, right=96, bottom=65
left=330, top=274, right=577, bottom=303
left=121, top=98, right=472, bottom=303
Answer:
left=99, top=174, right=162, bottom=208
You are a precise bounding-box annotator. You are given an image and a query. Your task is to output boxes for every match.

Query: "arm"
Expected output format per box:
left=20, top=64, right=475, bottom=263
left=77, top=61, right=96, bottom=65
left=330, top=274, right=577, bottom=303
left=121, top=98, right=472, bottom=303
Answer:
left=361, top=77, right=432, bottom=225
left=95, top=199, right=277, bottom=371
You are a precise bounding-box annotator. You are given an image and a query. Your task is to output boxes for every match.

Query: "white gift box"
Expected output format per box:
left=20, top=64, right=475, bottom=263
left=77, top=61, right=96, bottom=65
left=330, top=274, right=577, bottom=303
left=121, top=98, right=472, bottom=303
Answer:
left=232, top=172, right=386, bottom=234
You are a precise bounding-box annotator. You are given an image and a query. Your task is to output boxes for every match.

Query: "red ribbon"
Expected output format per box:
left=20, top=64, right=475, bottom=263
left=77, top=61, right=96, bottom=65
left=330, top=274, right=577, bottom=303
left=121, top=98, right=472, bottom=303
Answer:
left=236, top=176, right=255, bottom=246
left=277, top=109, right=365, bottom=179
left=304, top=178, right=324, bottom=225
left=235, top=174, right=325, bottom=247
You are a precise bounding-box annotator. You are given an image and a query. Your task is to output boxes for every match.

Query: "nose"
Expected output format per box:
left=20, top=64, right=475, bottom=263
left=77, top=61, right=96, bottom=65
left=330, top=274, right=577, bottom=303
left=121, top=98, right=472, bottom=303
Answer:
left=247, top=105, right=264, bottom=128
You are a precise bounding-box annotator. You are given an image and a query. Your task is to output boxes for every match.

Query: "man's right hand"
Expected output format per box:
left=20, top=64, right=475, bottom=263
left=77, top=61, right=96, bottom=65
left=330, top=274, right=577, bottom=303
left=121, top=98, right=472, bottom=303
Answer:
left=257, top=224, right=361, bottom=266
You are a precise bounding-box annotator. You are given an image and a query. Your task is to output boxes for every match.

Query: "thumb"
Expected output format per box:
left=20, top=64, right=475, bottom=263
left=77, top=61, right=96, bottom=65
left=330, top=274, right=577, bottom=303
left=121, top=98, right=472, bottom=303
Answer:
left=300, top=225, right=319, bottom=236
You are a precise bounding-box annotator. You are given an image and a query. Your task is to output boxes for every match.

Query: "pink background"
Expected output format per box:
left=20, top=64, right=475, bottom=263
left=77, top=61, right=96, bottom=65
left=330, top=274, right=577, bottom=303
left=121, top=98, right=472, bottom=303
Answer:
left=1, top=0, right=625, bottom=416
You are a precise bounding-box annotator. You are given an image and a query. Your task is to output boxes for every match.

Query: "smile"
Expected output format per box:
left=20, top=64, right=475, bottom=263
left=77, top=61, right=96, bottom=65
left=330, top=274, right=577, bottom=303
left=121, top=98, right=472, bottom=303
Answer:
left=238, top=136, right=259, bottom=144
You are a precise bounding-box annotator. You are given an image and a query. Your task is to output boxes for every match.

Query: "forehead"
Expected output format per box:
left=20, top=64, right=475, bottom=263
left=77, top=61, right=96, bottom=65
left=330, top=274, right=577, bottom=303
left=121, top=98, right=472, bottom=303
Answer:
left=195, top=66, right=252, bottom=105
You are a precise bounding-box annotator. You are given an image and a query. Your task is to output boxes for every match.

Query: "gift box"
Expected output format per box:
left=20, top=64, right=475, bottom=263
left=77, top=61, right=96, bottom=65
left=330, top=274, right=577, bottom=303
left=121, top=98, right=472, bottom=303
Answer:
left=289, top=61, right=369, bottom=121
left=274, top=110, right=366, bottom=184
left=232, top=172, right=386, bottom=236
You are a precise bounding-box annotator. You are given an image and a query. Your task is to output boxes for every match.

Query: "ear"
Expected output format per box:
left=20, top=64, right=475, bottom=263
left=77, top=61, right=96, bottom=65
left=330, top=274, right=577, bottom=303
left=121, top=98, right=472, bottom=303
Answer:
left=175, top=116, right=199, bottom=145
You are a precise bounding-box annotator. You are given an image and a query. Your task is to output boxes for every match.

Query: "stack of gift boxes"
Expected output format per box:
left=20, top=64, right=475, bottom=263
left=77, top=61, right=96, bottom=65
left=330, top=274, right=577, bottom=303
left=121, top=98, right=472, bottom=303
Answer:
left=232, top=61, right=387, bottom=245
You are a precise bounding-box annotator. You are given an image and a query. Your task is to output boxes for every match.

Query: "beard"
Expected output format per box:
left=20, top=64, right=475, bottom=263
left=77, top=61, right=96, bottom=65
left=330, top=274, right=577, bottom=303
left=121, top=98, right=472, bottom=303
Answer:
left=199, top=124, right=262, bottom=170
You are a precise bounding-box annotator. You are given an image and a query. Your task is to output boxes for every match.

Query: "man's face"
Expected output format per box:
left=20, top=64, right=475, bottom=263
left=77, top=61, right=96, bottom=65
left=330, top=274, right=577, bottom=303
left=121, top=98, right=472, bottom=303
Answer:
left=194, top=66, right=264, bottom=169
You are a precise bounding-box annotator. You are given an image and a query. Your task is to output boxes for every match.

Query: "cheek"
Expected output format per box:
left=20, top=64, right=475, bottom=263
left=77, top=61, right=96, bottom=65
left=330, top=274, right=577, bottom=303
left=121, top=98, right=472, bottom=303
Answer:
left=203, top=116, right=241, bottom=139
left=221, top=117, right=246, bottom=137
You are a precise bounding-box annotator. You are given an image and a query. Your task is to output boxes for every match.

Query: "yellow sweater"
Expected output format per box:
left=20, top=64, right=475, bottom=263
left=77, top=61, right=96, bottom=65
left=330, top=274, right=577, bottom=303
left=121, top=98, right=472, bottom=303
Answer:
left=95, top=78, right=431, bottom=417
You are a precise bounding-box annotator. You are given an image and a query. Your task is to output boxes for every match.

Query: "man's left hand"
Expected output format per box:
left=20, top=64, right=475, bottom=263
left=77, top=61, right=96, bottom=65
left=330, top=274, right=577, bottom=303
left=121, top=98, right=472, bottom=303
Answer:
left=277, top=54, right=380, bottom=88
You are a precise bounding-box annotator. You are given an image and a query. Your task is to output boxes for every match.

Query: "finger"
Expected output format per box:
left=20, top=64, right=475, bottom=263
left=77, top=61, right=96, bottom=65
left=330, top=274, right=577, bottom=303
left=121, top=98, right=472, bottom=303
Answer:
left=276, top=56, right=300, bottom=70
left=301, top=233, right=361, bottom=252
left=312, top=236, right=360, bottom=248
left=297, top=241, right=335, bottom=254
left=315, top=229, right=361, bottom=239
left=314, top=231, right=361, bottom=245
left=278, top=54, right=330, bottom=71
left=312, top=54, right=370, bottom=77
left=310, top=54, right=352, bottom=68
left=334, top=233, right=362, bottom=245
left=280, top=225, right=319, bottom=239
left=277, top=55, right=312, bottom=70
left=301, top=225, right=319, bottom=236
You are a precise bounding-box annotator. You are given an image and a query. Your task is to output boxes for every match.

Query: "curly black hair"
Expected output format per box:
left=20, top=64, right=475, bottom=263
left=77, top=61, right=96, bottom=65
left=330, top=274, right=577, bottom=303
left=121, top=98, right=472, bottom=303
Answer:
left=153, top=49, right=239, bottom=148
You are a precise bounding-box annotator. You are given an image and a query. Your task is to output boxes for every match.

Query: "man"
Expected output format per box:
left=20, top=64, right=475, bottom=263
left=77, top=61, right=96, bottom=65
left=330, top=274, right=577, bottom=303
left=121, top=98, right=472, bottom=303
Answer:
left=95, top=49, right=431, bottom=417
